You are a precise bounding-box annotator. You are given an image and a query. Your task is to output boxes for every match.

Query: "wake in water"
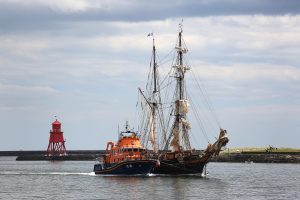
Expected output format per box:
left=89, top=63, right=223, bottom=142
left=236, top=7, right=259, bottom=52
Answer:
left=147, top=173, right=207, bottom=178
left=0, top=171, right=96, bottom=176
left=1, top=171, right=208, bottom=178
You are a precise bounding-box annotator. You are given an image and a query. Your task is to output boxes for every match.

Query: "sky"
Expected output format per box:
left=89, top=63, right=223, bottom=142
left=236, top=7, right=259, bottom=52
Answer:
left=0, top=0, right=300, bottom=150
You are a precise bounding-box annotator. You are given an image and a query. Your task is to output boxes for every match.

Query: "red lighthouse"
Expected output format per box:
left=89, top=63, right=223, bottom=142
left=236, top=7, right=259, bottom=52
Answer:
left=47, top=119, right=67, bottom=156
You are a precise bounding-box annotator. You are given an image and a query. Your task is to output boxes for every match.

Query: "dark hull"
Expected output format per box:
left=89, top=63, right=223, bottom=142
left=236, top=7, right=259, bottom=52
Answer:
left=153, top=156, right=206, bottom=175
left=94, top=160, right=156, bottom=175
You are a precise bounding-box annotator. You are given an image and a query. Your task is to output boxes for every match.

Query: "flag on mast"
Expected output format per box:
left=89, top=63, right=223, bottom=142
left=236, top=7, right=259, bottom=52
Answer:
left=147, top=32, right=153, bottom=37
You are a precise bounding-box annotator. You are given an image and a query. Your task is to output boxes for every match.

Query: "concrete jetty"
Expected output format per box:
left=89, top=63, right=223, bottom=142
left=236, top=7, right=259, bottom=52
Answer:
left=0, top=150, right=105, bottom=161
left=210, top=152, right=300, bottom=163
left=1, top=150, right=300, bottom=163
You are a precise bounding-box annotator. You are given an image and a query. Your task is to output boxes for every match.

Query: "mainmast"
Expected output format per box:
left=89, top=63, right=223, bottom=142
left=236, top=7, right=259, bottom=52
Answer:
left=151, top=36, right=158, bottom=153
left=170, top=24, right=191, bottom=151
left=178, top=28, right=183, bottom=100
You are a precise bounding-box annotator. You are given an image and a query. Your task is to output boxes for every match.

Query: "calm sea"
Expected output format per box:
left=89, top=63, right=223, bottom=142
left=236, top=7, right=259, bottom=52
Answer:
left=0, top=156, right=299, bottom=200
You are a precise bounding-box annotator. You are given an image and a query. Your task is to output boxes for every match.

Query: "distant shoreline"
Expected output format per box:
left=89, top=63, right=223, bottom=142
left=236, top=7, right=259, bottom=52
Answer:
left=210, top=152, right=300, bottom=163
left=0, top=150, right=105, bottom=157
left=1, top=148, right=300, bottom=163
left=211, top=147, right=300, bottom=163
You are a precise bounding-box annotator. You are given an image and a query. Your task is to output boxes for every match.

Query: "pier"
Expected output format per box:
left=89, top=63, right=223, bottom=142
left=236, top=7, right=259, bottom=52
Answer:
left=210, top=149, right=300, bottom=163
left=0, top=150, right=105, bottom=161
left=1, top=149, right=300, bottom=163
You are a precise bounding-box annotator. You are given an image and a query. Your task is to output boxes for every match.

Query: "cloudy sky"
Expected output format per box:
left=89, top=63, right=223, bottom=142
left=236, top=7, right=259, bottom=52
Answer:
left=0, top=0, right=300, bottom=150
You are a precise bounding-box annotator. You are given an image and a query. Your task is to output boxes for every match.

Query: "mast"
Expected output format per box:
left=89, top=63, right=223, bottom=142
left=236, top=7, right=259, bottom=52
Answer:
left=151, top=36, right=158, bottom=153
left=140, top=34, right=159, bottom=153
left=153, top=37, right=157, bottom=93
left=170, top=23, right=191, bottom=151
left=178, top=29, right=183, bottom=100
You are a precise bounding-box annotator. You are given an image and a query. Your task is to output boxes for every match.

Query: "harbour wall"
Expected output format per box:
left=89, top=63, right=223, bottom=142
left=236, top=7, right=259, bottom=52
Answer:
left=210, top=152, right=300, bottom=163
left=0, top=150, right=105, bottom=161
left=1, top=151, right=300, bottom=162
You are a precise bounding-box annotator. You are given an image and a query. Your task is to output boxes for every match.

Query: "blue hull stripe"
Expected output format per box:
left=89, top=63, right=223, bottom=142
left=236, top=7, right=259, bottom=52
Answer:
left=94, top=160, right=156, bottom=175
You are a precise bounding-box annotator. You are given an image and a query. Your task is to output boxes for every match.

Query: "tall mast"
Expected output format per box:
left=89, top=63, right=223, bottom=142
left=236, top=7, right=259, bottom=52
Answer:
left=169, top=23, right=191, bottom=151
left=140, top=34, right=159, bottom=153
left=151, top=37, right=158, bottom=153
left=178, top=29, right=183, bottom=100
left=153, top=37, right=157, bottom=93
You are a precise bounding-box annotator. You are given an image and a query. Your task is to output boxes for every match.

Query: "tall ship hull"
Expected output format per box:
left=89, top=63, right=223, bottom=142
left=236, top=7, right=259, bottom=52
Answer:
left=152, top=128, right=229, bottom=175
left=153, top=162, right=206, bottom=175
left=153, top=156, right=206, bottom=175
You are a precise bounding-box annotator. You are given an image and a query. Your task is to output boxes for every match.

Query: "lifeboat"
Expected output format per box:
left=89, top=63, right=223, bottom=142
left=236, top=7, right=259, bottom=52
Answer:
left=94, top=122, right=157, bottom=175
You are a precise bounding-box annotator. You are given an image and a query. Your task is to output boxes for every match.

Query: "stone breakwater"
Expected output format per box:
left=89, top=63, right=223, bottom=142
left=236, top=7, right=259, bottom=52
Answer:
left=16, top=154, right=102, bottom=161
left=210, top=152, right=300, bottom=163
left=0, top=150, right=105, bottom=161
left=1, top=150, right=300, bottom=163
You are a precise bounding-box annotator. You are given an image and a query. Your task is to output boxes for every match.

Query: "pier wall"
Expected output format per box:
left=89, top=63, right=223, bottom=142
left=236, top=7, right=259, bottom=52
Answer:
left=210, top=152, right=300, bottom=163
left=0, top=150, right=105, bottom=161
left=1, top=151, right=300, bottom=162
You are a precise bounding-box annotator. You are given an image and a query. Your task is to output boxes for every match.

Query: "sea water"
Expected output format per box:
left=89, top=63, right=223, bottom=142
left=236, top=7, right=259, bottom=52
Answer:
left=0, top=156, right=299, bottom=200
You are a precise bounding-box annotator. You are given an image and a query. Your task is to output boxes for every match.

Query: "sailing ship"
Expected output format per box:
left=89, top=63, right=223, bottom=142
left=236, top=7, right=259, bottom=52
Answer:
left=93, top=122, right=158, bottom=175
left=137, top=24, right=229, bottom=175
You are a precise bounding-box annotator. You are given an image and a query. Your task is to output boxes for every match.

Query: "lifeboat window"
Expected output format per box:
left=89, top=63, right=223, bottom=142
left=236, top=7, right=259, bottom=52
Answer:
left=133, top=148, right=138, bottom=152
left=127, top=149, right=132, bottom=152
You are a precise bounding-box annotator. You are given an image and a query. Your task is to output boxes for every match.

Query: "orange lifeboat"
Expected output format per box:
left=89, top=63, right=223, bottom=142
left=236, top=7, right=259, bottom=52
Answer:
left=94, top=122, right=157, bottom=175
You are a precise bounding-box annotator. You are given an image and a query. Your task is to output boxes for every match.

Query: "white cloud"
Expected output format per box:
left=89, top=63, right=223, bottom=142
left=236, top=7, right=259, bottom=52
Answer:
left=192, top=62, right=300, bottom=81
left=44, top=0, right=93, bottom=12
left=223, top=104, right=300, bottom=117
left=0, top=36, right=49, bottom=61
left=0, top=83, right=59, bottom=96
left=0, top=83, right=60, bottom=113
left=5, top=0, right=102, bottom=12
left=178, top=15, right=300, bottom=59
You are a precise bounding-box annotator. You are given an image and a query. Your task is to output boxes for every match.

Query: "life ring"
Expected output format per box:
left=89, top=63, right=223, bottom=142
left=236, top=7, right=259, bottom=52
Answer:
left=106, top=142, right=114, bottom=151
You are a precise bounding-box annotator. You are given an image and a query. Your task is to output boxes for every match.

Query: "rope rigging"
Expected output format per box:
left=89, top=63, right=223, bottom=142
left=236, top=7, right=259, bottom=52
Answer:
left=190, top=68, right=222, bottom=128
left=135, top=29, right=223, bottom=151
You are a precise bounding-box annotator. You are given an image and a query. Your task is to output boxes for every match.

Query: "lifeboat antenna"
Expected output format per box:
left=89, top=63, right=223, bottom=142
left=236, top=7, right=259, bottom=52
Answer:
left=118, top=123, right=120, bottom=139
left=125, top=120, right=129, bottom=132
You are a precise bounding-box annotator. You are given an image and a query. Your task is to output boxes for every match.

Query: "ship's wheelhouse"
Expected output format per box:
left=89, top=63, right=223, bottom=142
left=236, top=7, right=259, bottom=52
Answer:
left=104, top=131, right=147, bottom=164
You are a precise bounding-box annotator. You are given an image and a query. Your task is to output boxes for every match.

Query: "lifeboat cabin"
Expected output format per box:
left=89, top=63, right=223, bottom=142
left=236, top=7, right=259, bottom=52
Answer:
left=94, top=122, right=156, bottom=175
left=105, top=129, right=147, bottom=164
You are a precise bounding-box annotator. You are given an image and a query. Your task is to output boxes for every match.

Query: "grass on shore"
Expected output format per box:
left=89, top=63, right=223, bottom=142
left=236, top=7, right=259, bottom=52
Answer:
left=222, top=147, right=300, bottom=154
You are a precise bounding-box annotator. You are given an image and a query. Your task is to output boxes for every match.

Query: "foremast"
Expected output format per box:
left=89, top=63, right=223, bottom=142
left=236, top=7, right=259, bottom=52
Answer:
left=170, top=24, right=191, bottom=152
left=139, top=35, right=159, bottom=153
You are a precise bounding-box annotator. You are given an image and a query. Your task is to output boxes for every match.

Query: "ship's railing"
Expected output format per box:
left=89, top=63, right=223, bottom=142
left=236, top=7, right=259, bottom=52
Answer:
left=106, top=148, right=149, bottom=163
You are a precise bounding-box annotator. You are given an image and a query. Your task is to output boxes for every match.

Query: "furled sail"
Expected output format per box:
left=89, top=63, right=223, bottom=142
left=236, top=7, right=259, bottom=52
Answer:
left=175, top=100, right=189, bottom=115
left=181, top=118, right=191, bottom=130
left=170, top=123, right=180, bottom=151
